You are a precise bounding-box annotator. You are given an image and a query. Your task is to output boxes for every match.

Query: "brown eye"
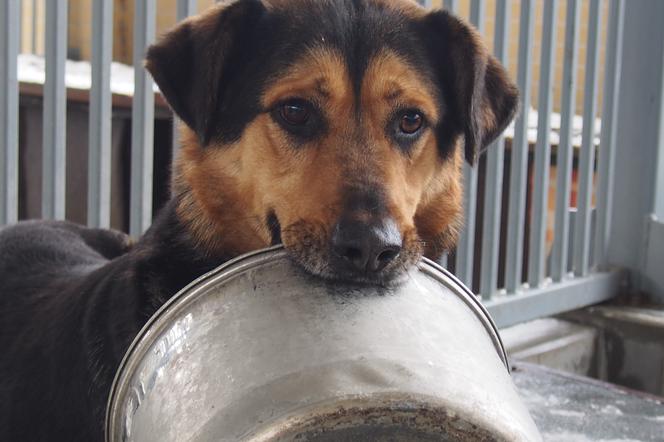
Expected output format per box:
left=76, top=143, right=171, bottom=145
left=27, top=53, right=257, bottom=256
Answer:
left=279, top=100, right=310, bottom=126
left=399, top=111, right=423, bottom=134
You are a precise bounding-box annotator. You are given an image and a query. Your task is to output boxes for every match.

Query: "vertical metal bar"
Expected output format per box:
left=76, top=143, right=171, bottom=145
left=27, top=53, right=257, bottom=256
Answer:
left=0, top=0, right=19, bottom=224
left=551, top=0, right=581, bottom=282
left=480, top=0, right=510, bottom=299
left=607, top=1, right=664, bottom=295
left=172, top=0, right=197, bottom=158
left=573, top=0, right=602, bottom=277
left=594, top=0, right=625, bottom=268
left=130, top=0, right=156, bottom=236
left=88, top=0, right=113, bottom=228
left=505, top=0, right=535, bottom=293
left=527, top=0, right=559, bottom=288
left=31, top=0, right=37, bottom=54
left=654, top=17, right=664, bottom=222
left=42, top=0, right=67, bottom=220
left=444, top=0, right=459, bottom=13
left=455, top=0, right=485, bottom=287
left=177, top=0, right=196, bottom=18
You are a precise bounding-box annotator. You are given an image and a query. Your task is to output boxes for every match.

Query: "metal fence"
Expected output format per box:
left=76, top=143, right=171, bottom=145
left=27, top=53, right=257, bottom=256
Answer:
left=0, top=0, right=636, bottom=327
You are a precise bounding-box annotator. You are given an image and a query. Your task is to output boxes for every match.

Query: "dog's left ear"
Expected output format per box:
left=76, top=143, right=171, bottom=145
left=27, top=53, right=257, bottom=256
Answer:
left=421, top=10, right=519, bottom=164
left=145, top=0, right=266, bottom=144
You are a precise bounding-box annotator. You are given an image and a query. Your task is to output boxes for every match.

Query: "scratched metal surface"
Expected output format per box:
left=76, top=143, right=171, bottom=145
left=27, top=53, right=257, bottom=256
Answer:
left=106, top=246, right=540, bottom=441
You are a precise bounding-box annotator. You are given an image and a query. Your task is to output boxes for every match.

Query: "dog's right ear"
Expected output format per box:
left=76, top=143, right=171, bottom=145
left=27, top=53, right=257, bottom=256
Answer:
left=145, top=0, right=266, bottom=144
left=420, top=10, right=519, bottom=165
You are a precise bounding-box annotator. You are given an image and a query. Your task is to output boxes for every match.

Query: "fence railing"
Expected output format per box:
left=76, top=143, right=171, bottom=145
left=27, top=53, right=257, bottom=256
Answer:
left=0, top=0, right=634, bottom=327
left=427, top=0, right=629, bottom=326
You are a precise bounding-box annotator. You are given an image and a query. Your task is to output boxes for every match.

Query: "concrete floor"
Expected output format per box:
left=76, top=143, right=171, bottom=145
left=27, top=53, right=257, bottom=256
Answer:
left=513, top=362, right=664, bottom=441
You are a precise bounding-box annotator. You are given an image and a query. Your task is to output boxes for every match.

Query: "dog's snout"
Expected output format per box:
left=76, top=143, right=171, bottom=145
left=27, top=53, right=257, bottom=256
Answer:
left=331, top=217, right=402, bottom=274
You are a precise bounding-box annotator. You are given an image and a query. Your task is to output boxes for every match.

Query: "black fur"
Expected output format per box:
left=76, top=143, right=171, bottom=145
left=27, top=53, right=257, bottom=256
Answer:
left=0, top=1, right=518, bottom=440
left=148, top=0, right=516, bottom=162
left=148, top=0, right=439, bottom=154
left=419, top=10, right=520, bottom=163
left=0, top=201, right=226, bottom=441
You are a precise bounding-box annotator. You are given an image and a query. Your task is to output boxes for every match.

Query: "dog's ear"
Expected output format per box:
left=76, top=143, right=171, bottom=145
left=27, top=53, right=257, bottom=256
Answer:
left=421, top=10, right=519, bottom=164
left=145, top=0, right=265, bottom=144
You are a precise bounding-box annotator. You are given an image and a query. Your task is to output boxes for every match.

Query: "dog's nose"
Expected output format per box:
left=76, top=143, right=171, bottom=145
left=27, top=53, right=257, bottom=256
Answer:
left=331, top=217, right=402, bottom=274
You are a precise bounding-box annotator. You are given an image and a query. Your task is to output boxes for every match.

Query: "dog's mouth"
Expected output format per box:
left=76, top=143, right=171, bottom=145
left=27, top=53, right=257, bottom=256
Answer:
left=278, top=219, right=421, bottom=287
left=266, top=210, right=282, bottom=246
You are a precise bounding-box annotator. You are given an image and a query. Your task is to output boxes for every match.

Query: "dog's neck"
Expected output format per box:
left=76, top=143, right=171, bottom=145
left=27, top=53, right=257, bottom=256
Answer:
left=133, top=198, right=236, bottom=309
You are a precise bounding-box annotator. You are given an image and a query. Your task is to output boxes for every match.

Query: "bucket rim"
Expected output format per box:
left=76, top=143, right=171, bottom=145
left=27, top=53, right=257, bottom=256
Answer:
left=104, top=244, right=509, bottom=441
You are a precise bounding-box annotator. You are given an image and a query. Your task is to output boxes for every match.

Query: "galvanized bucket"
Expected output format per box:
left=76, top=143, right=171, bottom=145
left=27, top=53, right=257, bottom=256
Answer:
left=106, top=246, right=541, bottom=441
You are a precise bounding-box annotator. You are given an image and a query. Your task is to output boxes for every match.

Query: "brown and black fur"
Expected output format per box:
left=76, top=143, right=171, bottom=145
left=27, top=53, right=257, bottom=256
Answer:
left=0, top=0, right=518, bottom=440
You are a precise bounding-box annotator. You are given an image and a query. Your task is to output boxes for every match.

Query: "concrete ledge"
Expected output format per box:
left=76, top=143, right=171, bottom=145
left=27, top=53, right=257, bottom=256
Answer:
left=501, top=318, right=598, bottom=376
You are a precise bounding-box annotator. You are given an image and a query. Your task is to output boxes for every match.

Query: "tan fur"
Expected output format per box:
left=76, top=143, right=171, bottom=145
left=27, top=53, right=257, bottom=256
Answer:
left=173, top=45, right=462, bottom=266
left=360, top=50, right=462, bottom=259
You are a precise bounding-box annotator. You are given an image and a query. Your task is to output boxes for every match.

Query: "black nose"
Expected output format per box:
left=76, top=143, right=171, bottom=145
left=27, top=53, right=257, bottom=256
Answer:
left=331, top=218, right=402, bottom=274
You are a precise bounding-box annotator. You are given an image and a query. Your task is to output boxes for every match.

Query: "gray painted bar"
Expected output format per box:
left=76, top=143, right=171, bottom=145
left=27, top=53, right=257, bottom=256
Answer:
left=486, top=270, right=626, bottom=328
left=130, top=0, right=156, bottom=236
left=528, top=0, right=558, bottom=288
left=88, top=0, right=113, bottom=228
left=480, top=0, right=510, bottom=299
left=439, top=253, right=448, bottom=269
left=0, top=0, right=19, bottom=224
left=551, top=0, right=581, bottom=282
left=31, top=0, right=38, bottom=54
left=444, top=0, right=458, bottom=13
left=505, top=0, right=535, bottom=293
left=573, top=0, right=602, bottom=277
left=177, top=0, right=197, bottom=17
left=594, top=0, right=624, bottom=269
left=42, top=0, right=68, bottom=220
left=455, top=0, right=485, bottom=287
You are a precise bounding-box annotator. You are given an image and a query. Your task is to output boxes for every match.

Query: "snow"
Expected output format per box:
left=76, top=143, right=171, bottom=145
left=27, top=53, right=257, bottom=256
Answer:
left=17, top=53, right=159, bottom=97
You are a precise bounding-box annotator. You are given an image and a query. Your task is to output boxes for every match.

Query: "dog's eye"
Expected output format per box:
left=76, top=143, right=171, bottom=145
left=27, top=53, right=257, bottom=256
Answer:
left=272, top=99, right=325, bottom=142
left=279, top=100, right=311, bottom=126
left=399, top=111, right=423, bottom=134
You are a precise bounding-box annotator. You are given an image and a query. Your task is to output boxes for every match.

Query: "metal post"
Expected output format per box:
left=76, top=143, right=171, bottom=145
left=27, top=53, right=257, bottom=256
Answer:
left=177, top=0, right=197, bottom=18
left=88, top=0, right=114, bottom=228
left=31, top=0, right=37, bottom=54
left=42, top=0, right=68, bottom=220
left=480, top=0, right=510, bottom=299
left=594, top=0, right=625, bottom=268
left=573, top=0, right=602, bottom=277
left=656, top=39, right=664, bottom=221
left=0, top=0, right=19, bottom=224
left=505, top=0, right=535, bottom=293
left=528, top=0, right=559, bottom=288
left=608, top=0, right=664, bottom=299
left=130, top=0, right=156, bottom=236
left=444, top=0, right=459, bottom=12
left=551, top=0, right=581, bottom=282
left=455, top=0, right=485, bottom=288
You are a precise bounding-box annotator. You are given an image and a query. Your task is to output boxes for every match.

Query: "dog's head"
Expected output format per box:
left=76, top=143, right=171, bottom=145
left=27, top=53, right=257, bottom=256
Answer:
left=146, top=0, right=518, bottom=285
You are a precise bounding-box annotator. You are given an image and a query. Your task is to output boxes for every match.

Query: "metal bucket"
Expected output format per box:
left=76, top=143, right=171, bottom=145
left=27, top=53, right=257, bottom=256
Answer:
left=106, top=246, right=541, bottom=441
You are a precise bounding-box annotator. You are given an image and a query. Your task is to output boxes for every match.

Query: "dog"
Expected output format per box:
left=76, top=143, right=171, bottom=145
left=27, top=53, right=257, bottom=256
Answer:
left=0, top=0, right=517, bottom=440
